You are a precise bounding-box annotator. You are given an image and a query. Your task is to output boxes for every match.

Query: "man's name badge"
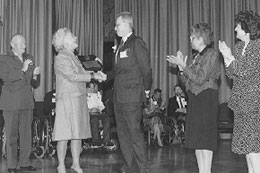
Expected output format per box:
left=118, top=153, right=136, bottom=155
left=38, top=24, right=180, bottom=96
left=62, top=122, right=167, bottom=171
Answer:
left=120, top=50, right=128, bottom=58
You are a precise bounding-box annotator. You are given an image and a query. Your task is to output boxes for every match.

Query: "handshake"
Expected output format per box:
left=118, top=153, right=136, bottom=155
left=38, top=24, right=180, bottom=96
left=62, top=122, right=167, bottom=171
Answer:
left=91, top=71, right=107, bottom=82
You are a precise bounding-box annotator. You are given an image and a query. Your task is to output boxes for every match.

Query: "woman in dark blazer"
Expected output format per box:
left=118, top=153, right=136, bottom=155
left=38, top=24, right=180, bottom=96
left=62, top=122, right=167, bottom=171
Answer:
left=167, top=23, right=220, bottom=173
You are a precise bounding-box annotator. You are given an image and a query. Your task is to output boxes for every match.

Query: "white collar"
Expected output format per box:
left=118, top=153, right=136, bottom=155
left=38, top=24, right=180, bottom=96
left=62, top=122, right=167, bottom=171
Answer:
left=122, top=32, right=133, bottom=42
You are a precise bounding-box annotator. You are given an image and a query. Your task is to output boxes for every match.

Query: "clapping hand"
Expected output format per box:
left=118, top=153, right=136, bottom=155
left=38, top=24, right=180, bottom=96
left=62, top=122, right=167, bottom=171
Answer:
left=145, top=90, right=150, bottom=98
left=166, top=50, right=187, bottom=70
left=219, top=40, right=235, bottom=67
left=33, top=67, right=40, bottom=76
left=22, top=59, right=33, bottom=72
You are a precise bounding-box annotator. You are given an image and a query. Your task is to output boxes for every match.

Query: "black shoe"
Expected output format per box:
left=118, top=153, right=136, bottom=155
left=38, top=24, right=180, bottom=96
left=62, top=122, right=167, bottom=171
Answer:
left=90, top=142, right=104, bottom=149
left=104, top=141, right=117, bottom=150
left=20, top=166, right=36, bottom=171
left=7, top=168, right=17, bottom=173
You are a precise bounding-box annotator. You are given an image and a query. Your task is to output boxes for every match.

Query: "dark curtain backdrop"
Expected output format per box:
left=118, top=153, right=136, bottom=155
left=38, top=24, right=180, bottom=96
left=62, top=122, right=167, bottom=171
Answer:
left=115, top=0, right=260, bottom=104
left=54, top=0, right=103, bottom=58
left=0, top=0, right=103, bottom=101
left=1, top=0, right=260, bottom=102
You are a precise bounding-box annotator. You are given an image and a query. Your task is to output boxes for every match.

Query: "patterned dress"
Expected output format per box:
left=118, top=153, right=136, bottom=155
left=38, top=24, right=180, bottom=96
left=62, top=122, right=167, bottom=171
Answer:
left=226, top=39, right=260, bottom=154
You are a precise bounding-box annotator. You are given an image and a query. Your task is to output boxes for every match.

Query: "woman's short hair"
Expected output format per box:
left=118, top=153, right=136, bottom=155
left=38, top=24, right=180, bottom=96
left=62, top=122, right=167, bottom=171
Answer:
left=235, top=11, right=260, bottom=40
left=191, top=23, right=213, bottom=46
left=52, top=28, right=72, bottom=51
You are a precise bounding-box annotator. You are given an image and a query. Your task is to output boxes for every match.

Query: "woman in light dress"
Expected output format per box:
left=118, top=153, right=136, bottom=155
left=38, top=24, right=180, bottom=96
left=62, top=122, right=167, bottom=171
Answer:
left=52, top=28, right=106, bottom=173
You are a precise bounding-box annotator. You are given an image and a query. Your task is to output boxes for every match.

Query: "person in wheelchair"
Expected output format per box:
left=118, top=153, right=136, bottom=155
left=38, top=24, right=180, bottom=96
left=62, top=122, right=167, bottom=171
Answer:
left=87, top=81, right=113, bottom=149
left=143, top=88, right=165, bottom=147
left=167, top=85, right=187, bottom=143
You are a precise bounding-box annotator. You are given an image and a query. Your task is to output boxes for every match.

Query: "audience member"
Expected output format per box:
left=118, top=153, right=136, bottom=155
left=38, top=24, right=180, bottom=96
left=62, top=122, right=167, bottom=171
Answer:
left=143, top=88, right=165, bottom=147
left=52, top=28, right=106, bottom=173
left=0, top=34, right=40, bottom=173
left=87, top=81, right=111, bottom=148
left=167, top=85, right=187, bottom=143
left=219, top=10, right=260, bottom=173
left=167, top=85, right=187, bottom=121
left=167, top=23, right=220, bottom=173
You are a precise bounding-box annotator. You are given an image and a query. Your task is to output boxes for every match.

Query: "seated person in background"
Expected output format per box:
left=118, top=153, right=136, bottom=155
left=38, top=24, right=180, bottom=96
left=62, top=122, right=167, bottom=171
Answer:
left=167, top=85, right=187, bottom=143
left=143, top=88, right=165, bottom=147
left=87, top=81, right=111, bottom=148
left=168, top=85, right=187, bottom=121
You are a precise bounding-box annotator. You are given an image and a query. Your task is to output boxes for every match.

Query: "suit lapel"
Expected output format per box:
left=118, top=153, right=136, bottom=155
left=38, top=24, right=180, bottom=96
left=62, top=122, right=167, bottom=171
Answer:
left=115, top=33, right=135, bottom=65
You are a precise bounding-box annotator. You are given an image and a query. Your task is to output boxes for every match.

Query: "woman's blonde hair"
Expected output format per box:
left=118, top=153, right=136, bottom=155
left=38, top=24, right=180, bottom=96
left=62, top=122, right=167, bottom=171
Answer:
left=52, top=28, right=72, bottom=51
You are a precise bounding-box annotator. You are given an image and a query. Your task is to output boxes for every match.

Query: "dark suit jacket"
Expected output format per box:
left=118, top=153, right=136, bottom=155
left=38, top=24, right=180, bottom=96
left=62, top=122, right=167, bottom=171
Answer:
left=111, top=33, right=152, bottom=103
left=167, top=96, right=187, bottom=119
left=0, top=52, right=40, bottom=110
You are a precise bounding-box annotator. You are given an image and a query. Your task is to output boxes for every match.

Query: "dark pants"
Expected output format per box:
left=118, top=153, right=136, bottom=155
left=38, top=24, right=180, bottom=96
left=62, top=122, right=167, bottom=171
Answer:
left=3, top=110, right=33, bottom=169
left=90, top=113, right=110, bottom=144
left=114, top=102, right=149, bottom=173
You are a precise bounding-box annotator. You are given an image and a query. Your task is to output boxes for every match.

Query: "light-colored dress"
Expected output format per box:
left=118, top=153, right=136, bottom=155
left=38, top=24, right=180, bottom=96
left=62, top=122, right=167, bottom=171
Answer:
left=53, top=49, right=92, bottom=141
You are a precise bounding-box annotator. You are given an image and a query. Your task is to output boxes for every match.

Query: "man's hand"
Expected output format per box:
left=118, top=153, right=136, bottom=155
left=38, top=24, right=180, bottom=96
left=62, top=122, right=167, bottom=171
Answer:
left=33, top=67, right=40, bottom=76
left=21, top=59, right=33, bottom=72
left=176, top=108, right=187, bottom=113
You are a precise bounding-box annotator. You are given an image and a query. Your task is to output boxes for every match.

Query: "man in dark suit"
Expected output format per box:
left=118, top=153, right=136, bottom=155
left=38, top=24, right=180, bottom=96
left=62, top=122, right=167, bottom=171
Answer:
left=111, top=11, right=152, bottom=173
left=167, top=85, right=187, bottom=121
left=0, top=34, right=40, bottom=173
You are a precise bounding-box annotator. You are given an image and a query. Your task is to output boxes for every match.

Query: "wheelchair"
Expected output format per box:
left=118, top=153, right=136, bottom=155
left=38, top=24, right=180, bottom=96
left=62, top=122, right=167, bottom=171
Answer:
left=0, top=111, right=56, bottom=159
left=32, top=93, right=56, bottom=159
left=82, top=111, right=119, bottom=153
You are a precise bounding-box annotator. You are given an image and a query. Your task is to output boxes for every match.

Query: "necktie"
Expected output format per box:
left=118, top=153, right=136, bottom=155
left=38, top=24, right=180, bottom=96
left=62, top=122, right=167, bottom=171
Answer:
left=177, top=97, right=183, bottom=108
left=115, top=40, right=124, bottom=64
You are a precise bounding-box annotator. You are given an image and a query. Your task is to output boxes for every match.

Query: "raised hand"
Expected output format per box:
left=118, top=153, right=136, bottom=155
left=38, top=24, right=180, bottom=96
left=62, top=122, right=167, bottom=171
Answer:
left=219, top=40, right=235, bottom=66
left=33, top=67, right=40, bottom=76
left=22, top=59, right=33, bottom=72
left=166, top=50, right=187, bottom=69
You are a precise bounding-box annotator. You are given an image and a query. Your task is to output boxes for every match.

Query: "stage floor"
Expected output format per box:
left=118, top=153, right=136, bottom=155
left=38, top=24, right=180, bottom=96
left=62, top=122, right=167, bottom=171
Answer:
left=0, top=139, right=247, bottom=173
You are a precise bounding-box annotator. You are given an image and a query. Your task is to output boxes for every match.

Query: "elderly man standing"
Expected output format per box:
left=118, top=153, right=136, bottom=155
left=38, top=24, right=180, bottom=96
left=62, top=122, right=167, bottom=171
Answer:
left=0, top=34, right=40, bottom=173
